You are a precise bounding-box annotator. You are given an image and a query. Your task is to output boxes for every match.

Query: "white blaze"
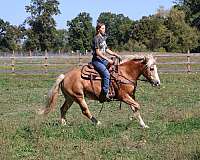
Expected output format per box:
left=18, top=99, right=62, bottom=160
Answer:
left=148, top=57, right=160, bottom=85
left=153, top=65, right=160, bottom=84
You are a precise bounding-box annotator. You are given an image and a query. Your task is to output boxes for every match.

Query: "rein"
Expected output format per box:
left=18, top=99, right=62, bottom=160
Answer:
left=111, top=74, right=137, bottom=87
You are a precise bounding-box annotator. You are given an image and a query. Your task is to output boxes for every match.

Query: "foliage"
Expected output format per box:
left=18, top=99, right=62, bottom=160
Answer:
left=24, top=0, right=61, bottom=51
left=98, top=12, right=133, bottom=51
left=175, top=0, right=200, bottom=30
left=174, top=0, right=200, bottom=52
left=131, top=16, right=170, bottom=52
left=67, top=12, right=94, bottom=53
left=52, top=29, right=70, bottom=52
left=0, top=19, right=25, bottom=51
left=165, top=8, right=199, bottom=52
left=0, top=1, right=200, bottom=53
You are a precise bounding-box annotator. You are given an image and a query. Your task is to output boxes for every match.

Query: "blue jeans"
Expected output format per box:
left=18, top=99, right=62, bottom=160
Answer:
left=92, top=57, right=110, bottom=94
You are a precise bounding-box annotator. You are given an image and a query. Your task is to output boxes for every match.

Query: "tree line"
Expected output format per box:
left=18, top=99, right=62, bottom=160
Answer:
left=0, top=0, right=199, bottom=54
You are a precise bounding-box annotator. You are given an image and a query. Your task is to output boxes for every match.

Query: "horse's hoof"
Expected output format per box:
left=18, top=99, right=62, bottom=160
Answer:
left=96, top=121, right=102, bottom=126
left=60, top=118, right=67, bottom=126
left=141, top=125, right=149, bottom=129
left=37, top=108, right=44, bottom=115
left=129, top=116, right=133, bottom=121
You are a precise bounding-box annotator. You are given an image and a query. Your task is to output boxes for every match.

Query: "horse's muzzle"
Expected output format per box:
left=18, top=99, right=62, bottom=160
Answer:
left=151, top=80, right=160, bottom=87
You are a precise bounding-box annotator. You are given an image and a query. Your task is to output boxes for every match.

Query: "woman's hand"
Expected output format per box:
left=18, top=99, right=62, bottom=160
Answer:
left=115, top=54, right=122, bottom=61
left=108, top=59, right=114, bottom=65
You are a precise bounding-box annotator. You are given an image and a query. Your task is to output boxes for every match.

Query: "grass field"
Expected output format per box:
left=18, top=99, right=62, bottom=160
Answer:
left=0, top=72, right=200, bottom=160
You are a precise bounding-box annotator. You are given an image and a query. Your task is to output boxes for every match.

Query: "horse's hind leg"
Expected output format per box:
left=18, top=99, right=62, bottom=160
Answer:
left=76, top=97, right=101, bottom=125
left=60, top=98, right=73, bottom=125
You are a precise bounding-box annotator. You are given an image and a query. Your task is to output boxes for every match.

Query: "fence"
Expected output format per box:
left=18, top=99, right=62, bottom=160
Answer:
left=0, top=52, right=200, bottom=74
left=155, top=53, right=200, bottom=73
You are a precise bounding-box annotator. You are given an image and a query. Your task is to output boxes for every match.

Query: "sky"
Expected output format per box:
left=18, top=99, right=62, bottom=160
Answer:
left=0, top=0, right=174, bottom=29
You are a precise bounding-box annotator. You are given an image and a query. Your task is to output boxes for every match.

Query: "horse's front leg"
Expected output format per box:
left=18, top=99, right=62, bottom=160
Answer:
left=122, top=94, right=149, bottom=128
left=132, top=109, right=149, bottom=128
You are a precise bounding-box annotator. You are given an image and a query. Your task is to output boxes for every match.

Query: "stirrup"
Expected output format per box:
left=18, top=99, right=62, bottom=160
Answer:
left=99, top=93, right=111, bottom=103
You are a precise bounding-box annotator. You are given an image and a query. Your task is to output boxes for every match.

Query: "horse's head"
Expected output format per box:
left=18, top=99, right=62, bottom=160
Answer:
left=141, top=55, right=160, bottom=87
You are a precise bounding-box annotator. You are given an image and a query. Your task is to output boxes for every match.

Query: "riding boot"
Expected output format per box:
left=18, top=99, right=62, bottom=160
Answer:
left=99, top=91, right=111, bottom=103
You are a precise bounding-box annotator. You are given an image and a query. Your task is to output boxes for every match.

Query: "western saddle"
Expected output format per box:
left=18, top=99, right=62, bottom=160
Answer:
left=81, top=57, right=120, bottom=99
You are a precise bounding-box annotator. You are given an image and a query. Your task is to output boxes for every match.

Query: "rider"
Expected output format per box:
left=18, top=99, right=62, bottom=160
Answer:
left=92, top=22, right=121, bottom=103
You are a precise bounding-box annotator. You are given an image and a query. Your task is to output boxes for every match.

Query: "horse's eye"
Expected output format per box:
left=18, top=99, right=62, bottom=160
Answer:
left=150, top=67, right=154, bottom=71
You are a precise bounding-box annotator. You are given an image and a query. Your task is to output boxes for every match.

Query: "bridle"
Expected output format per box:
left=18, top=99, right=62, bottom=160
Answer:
left=112, top=59, right=155, bottom=87
left=140, top=62, right=157, bottom=85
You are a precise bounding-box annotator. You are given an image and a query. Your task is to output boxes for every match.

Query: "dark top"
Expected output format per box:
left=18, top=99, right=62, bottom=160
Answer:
left=92, top=34, right=108, bottom=58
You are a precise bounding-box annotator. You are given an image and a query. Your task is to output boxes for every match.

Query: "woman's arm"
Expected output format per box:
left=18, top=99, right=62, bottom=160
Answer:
left=96, top=48, right=113, bottom=64
left=106, top=48, right=121, bottom=59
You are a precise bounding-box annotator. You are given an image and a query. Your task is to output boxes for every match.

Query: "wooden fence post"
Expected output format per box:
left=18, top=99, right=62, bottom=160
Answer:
left=11, top=50, right=15, bottom=73
left=44, top=50, right=48, bottom=73
left=29, top=50, right=32, bottom=63
left=187, top=50, right=191, bottom=73
left=77, top=50, right=81, bottom=66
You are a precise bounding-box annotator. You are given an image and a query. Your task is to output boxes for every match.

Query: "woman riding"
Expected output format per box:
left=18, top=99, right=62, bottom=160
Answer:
left=92, top=22, right=121, bottom=103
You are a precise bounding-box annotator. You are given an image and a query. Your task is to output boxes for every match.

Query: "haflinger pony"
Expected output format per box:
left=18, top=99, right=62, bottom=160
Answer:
left=39, top=54, right=160, bottom=128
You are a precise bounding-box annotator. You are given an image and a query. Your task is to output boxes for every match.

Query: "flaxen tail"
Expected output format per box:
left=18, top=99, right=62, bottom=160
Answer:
left=38, top=74, right=65, bottom=115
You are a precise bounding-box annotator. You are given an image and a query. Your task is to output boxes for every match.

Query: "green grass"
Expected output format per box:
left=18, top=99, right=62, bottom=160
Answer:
left=0, top=73, right=200, bottom=160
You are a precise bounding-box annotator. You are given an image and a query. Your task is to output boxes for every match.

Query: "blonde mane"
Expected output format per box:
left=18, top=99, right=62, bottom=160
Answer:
left=120, top=54, right=155, bottom=67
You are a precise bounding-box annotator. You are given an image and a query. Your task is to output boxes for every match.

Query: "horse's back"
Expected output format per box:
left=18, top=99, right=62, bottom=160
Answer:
left=65, top=67, right=81, bottom=78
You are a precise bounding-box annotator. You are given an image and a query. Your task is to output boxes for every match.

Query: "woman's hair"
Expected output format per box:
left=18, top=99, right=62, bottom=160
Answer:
left=96, top=22, right=105, bottom=35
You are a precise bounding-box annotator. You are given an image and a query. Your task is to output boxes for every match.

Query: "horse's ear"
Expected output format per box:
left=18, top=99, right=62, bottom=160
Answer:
left=142, top=57, right=148, bottom=64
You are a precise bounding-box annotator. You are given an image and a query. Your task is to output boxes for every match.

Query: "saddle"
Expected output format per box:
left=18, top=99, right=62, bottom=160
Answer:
left=81, top=58, right=119, bottom=98
left=81, top=62, right=102, bottom=80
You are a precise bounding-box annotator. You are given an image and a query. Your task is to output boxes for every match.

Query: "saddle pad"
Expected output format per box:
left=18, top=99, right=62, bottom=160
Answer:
left=81, top=64, right=101, bottom=80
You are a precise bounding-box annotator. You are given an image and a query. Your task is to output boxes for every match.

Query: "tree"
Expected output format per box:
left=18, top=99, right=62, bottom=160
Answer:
left=23, top=28, right=39, bottom=51
left=174, top=0, right=200, bottom=52
left=53, top=29, right=70, bottom=52
left=0, top=19, right=10, bottom=51
left=24, top=0, right=60, bottom=51
left=165, top=8, right=199, bottom=52
left=175, top=0, right=200, bottom=30
left=131, top=16, right=170, bottom=51
left=97, top=12, right=133, bottom=50
left=67, top=12, right=94, bottom=53
left=0, top=19, right=24, bottom=51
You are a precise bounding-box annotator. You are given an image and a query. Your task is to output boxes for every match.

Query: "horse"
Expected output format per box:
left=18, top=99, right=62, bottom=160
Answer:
left=39, top=54, right=160, bottom=128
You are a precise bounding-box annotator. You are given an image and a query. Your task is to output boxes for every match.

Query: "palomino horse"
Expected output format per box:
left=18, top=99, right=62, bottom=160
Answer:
left=39, top=54, right=160, bottom=128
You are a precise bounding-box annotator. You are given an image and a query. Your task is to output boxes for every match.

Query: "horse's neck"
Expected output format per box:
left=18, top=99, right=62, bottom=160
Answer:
left=119, top=60, right=143, bottom=80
